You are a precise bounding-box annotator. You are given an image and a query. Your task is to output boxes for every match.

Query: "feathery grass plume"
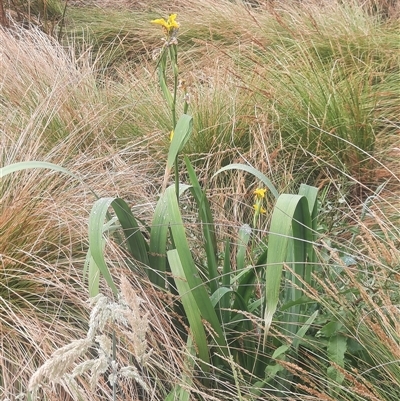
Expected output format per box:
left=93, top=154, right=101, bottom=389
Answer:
left=28, top=292, right=151, bottom=399
left=120, top=275, right=152, bottom=364
left=28, top=338, right=93, bottom=397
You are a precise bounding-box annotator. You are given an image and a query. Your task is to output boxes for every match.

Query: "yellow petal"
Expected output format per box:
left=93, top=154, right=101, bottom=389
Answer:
left=167, top=14, right=179, bottom=29
left=151, top=18, right=169, bottom=29
left=169, top=130, right=174, bottom=142
left=253, top=204, right=266, bottom=214
left=254, top=188, right=267, bottom=200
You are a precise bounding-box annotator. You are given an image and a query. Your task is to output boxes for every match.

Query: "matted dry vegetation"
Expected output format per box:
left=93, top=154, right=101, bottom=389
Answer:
left=0, top=0, right=399, bottom=400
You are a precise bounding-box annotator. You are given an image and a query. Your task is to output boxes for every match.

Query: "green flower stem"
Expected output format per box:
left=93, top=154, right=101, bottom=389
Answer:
left=183, top=99, right=189, bottom=114
left=252, top=199, right=262, bottom=228
left=169, top=44, right=180, bottom=201
left=169, top=44, right=178, bottom=128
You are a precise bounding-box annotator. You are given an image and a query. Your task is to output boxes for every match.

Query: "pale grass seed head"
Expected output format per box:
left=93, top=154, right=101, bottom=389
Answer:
left=28, top=337, right=93, bottom=397
left=120, top=275, right=152, bottom=364
left=87, top=293, right=128, bottom=340
left=71, top=334, right=111, bottom=391
left=29, top=287, right=152, bottom=398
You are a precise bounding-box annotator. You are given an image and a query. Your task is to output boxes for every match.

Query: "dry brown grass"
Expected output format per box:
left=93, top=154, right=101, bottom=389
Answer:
left=0, top=24, right=160, bottom=399
left=0, top=1, right=399, bottom=399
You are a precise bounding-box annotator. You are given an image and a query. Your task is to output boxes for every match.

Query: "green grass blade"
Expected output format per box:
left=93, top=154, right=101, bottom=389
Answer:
left=292, top=310, right=319, bottom=352
left=233, top=264, right=264, bottom=311
left=84, top=248, right=100, bottom=297
left=165, top=337, right=196, bottom=401
left=212, top=163, right=279, bottom=199
left=220, top=239, right=232, bottom=321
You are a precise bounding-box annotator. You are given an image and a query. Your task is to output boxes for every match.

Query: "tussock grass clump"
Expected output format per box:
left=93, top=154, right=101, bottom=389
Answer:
left=231, top=0, right=400, bottom=188
left=0, top=24, right=158, bottom=399
left=63, top=0, right=399, bottom=192
left=1, top=1, right=399, bottom=400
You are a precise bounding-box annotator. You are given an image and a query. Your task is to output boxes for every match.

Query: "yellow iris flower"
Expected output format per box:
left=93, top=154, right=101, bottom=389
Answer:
left=167, top=14, right=179, bottom=29
left=253, top=204, right=266, bottom=215
left=254, top=188, right=267, bottom=200
left=151, top=13, right=179, bottom=34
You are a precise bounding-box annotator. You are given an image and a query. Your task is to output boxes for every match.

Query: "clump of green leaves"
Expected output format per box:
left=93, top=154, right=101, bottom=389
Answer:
left=83, top=13, right=326, bottom=398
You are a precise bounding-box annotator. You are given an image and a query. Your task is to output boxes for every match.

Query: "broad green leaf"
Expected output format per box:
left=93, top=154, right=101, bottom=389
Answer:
left=148, top=184, right=191, bottom=288
left=212, top=163, right=279, bottom=199
left=327, top=334, right=347, bottom=384
left=148, top=192, right=170, bottom=288
left=233, top=264, right=264, bottom=311
left=84, top=217, right=118, bottom=296
left=85, top=249, right=100, bottom=297
left=0, top=161, right=75, bottom=178
left=271, top=344, right=290, bottom=359
left=88, top=197, right=150, bottom=296
left=158, top=50, right=173, bottom=109
left=162, top=114, right=193, bottom=191
left=167, top=114, right=193, bottom=170
left=167, top=249, right=210, bottom=370
left=210, top=287, right=233, bottom=307
left=222, top=239, right=231, bottom=288
left=318, top=321, right=343, bottom=338
left=185, top=156, right=219, bottom=294
left=0, top=161, right=99, bottom=199
left=298, top=184, right=319, bottom=284
left=112, top=198, right=149, bottom=265
left=237, top=224, right=252, bottom=272
left=165, top=186, right=227, bottom=352
left=219, top=239, right=232, bottom=324
left=88, top=198, right=119, bottom=295
left=263, top=194, right=313, bottom=344
left=327, top=334, right=347, bottom=367
left=298, top=184, right=319, bottom=222
left=265, top=362, right=284, bottom=382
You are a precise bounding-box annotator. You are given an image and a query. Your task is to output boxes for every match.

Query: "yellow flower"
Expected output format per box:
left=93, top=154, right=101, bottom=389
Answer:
left=151, top=17, right=169, bottom=30
left=167, top=14, right=179, bottom=30
left=151, top=13, right=179, bottom=34
left=169, top=130, right=174, bottom=142
left=254, top=188, right=267, bottom=200
left=253, top=204, right=266, bottom=215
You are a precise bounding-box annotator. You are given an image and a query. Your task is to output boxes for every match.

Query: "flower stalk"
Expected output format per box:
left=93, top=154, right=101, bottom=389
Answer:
left=252, top=187, right=267, bottom=227
left=152, top=14, right=183, bottom=200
